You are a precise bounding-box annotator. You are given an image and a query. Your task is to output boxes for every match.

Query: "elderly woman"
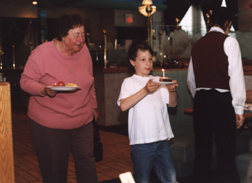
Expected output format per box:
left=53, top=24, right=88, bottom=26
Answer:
left=20, top=14, right=99, bottom=183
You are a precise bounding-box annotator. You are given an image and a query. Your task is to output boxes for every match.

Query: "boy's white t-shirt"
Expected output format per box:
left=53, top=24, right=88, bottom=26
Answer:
left=117, top=74, right=174, bottom=145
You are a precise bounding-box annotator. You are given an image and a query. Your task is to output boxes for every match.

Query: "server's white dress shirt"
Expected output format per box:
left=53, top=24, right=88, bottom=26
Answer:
left=187, top=27, right=246, bottom=115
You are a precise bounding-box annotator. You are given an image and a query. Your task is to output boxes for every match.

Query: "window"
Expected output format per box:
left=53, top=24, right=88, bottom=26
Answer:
left=179, top=0, right=234, bottom=36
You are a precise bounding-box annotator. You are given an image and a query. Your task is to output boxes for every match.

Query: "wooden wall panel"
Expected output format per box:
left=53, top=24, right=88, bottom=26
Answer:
left=0, top=82, right=15, bottom=183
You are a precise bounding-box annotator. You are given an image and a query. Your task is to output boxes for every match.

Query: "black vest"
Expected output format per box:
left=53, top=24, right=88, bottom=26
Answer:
left=191, top=31, right=230, bottom=90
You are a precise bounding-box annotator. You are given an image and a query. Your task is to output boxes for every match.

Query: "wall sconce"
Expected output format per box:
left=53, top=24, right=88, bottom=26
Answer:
left=12, top=45, right=15, bottom=70
left=103, top=30, right=108, bottom=69
left=175, top=18, right=180, bottom=29
left=206, top=13, right=210, bottom=32
left=138, top=0, right=156, bottom=47
left=206, top=10, right=212, bottom=32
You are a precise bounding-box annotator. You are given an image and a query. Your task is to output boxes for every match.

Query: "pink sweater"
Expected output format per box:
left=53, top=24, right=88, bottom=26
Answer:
left=20, top=40, right=97, bottom=129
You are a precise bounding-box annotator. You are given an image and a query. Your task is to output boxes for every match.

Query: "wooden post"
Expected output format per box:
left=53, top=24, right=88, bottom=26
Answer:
left=0, top=82, right=15, bottom=182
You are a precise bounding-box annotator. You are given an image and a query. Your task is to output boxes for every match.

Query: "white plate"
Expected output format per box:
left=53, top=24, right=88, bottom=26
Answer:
left=153, top=81, right=176, bottom=85
left=46, top=86, right=80, bottom=91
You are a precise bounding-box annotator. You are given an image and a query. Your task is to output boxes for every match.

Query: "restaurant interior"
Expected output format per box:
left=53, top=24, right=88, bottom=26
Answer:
left=1, top=0, right=252, bottom=182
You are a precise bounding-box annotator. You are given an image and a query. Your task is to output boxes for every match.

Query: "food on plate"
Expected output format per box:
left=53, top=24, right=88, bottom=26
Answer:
left=58, top=81, right=65, bottom=86
left=50, top=81, right=77, bottom=87
left=66, top=83, right=78, bottom=87
left=159, top=77, right=172, bottom=82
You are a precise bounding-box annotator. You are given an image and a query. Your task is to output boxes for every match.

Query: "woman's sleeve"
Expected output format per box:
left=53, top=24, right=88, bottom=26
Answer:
left=20, top=53, right=45, bottom=96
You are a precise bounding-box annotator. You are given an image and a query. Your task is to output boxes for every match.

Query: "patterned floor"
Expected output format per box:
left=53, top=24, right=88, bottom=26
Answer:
left=12, top=108, right=133, bottom=183
left=12, top=108, right=201, bottom=183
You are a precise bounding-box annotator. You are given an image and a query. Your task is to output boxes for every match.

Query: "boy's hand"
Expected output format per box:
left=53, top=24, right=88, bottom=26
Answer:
left=166, top=80, right=178, bottom=92
left=167, top=80, right=178, bottom=107
left=145, top=79, right=160, bottom=93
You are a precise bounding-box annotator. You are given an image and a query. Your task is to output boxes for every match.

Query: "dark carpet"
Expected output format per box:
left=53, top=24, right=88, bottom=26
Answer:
left=99, top=178, right=120, bottom=183
left=99, top=177, right=195, bottom=183
left=99, top=175, right=214, bottom=183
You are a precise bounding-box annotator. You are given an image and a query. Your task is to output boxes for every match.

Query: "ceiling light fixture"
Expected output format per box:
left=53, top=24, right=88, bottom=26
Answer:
left=32, top=1, right=37, bottom=5
left=138, top=0, right=156, bottom=17
left=138, top=0, right=156, bottom=47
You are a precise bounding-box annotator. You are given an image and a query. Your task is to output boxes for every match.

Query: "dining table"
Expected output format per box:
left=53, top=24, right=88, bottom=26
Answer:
left=184, top=107, right=252, bottom=130
left=184, top=108, right=252, bottom=119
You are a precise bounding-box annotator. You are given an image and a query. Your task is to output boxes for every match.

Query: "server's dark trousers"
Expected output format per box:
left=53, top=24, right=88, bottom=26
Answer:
left=193, top=89, right=239, bottom=183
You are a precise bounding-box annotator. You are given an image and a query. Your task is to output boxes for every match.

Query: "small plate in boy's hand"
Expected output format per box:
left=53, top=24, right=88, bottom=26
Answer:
left=153, top=81, right=177, bottom=85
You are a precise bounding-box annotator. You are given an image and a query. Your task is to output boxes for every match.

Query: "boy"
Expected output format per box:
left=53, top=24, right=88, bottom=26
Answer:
left=117, top=40, right=179, bottom=183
